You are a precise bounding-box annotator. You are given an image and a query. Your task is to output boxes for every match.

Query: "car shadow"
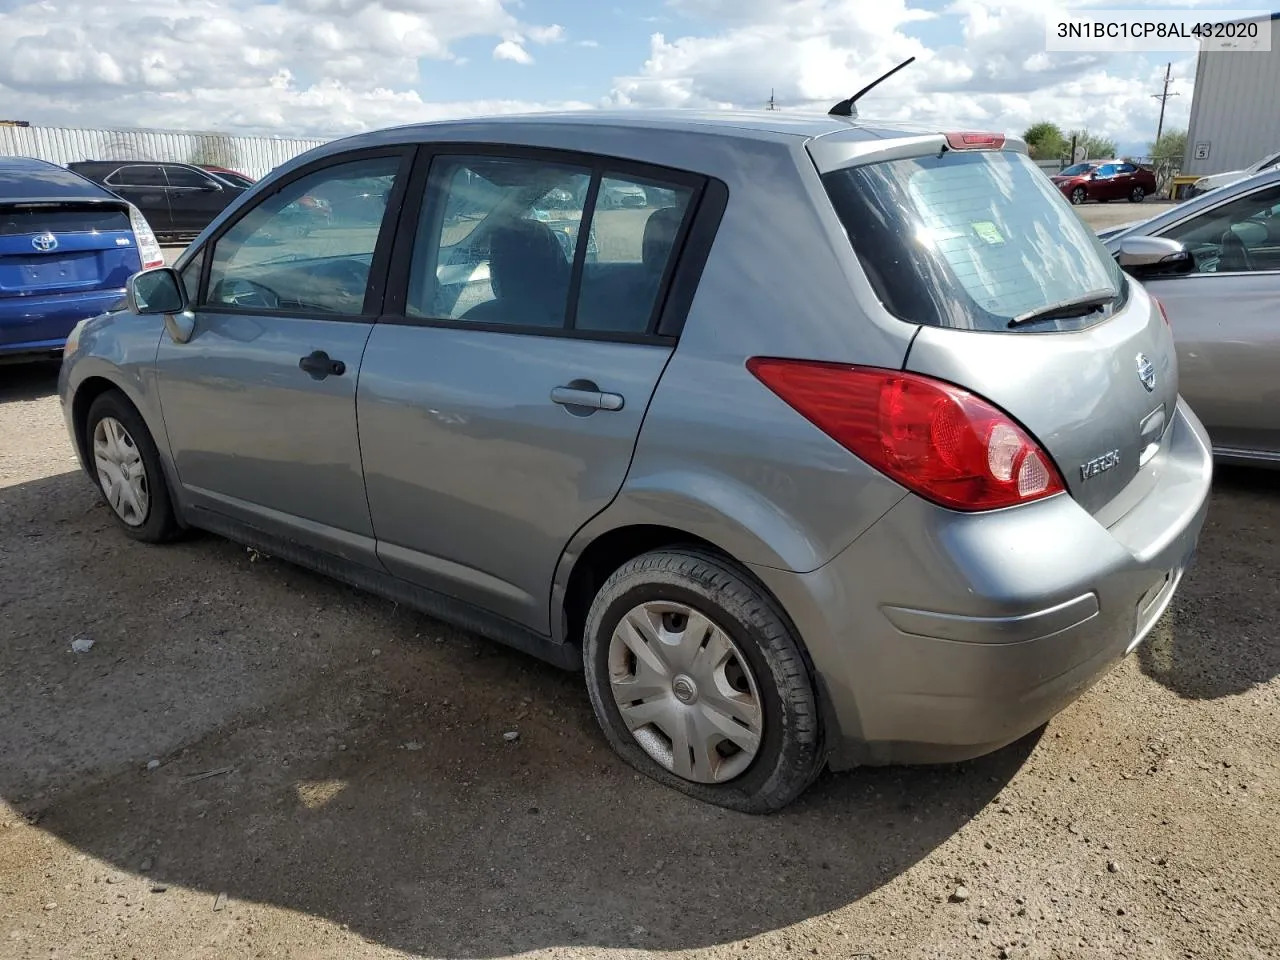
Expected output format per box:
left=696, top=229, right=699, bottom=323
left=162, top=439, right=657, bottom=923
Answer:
left=0, top=359, right=60, bottom=401
left=0, top=469, right=1035, bottom=956
left=1138, top=465, right=1279, bottom=700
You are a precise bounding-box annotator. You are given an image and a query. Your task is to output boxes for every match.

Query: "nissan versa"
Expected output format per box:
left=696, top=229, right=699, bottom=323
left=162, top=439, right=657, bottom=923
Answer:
left=58, top=110, right=1213, bottom=812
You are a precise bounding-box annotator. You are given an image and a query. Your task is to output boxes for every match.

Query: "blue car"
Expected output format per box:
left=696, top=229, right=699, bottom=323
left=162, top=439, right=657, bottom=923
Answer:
left=1, top=156, right=164, bottom=361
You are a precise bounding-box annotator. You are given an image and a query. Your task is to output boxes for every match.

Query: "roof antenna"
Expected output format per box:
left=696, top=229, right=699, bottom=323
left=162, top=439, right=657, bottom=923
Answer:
left=828, top=56, right=916, bottom=119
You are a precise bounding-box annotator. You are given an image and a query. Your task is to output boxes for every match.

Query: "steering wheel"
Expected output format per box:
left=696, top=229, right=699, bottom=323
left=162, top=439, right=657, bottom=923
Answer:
left=324, top=259, right=371, bottom=301
left=216, top=278, right=280, bottom=310
left=1218, top=229, right=1254, bottom=273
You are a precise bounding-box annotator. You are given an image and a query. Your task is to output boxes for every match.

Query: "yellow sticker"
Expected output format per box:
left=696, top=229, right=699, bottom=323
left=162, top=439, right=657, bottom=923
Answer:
left=971, top=221, right=1004, bottom=245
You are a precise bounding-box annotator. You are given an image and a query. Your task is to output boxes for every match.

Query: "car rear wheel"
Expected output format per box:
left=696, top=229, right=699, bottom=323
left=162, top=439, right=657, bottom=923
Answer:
left=1129, top=186, right=1146, bottom=202
left=1070, top=186, right=1087, bottom=205
left=85, top=391, right=180, bottom=543
left=582, top=548, right=825, bottom=813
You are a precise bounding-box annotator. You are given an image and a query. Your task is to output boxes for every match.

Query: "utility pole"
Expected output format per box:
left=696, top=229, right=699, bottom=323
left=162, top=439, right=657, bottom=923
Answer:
left=1152, top=62, right=1180, bottom=147
left=766, top=89, right=777, bottom=110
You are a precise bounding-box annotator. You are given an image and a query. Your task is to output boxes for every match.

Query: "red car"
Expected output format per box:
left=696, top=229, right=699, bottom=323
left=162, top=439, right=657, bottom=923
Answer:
left=1050, top=160, right=1158, bottom=205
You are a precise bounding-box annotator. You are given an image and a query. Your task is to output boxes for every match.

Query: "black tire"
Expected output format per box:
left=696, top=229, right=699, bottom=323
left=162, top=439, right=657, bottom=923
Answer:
left=1129, top=186, right=1146, bottom=202
left=84, top=390, right=181, bottom=544
left=1071, top=187, right=1087, bottom=205
left=582, top=548, right=825, bottom=813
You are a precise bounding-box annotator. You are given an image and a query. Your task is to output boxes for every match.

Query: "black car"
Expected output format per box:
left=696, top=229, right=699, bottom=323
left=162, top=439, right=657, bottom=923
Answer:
left=67, top=161, right=249, bottom=242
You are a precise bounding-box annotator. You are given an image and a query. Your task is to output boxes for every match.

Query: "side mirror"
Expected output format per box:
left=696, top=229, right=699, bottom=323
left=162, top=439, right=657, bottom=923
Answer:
left=1116, top=236, right=1195, bottom=279
left=127, top=267, right=187, bottom=315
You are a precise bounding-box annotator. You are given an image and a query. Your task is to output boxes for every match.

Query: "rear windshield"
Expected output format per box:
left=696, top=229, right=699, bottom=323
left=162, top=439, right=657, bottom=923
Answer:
left=822, top=150, right=1125, bottom=332
left=0, top=205, right=131, bottom=236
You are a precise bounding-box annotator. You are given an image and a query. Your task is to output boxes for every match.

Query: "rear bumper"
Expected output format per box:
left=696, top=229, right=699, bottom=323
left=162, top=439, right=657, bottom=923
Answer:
left=751, top=397, right=1213, bottom=769
left=0, top=289, right=125, bottom=358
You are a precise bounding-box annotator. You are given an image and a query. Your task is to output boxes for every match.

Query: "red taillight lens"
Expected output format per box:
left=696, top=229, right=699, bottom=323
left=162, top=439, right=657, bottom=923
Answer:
left=944, top=131, right=1006, bottom=151
left=127, top=203, right=165, bottom=270
left=746, top=358, right=1066, bottom=512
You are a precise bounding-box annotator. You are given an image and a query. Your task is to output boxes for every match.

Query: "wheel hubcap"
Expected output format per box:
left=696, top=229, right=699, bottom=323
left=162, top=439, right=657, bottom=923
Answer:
left=606, top=600, right=764, bottom=784
left=92, top=416, right=149, bottom=527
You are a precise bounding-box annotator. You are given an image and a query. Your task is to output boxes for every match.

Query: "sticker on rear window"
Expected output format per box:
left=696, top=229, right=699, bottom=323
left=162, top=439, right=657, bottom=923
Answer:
left=971, top=221, right=1004, bottom=245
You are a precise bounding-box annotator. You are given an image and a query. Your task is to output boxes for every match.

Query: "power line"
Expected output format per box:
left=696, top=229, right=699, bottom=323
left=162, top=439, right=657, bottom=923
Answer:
left=1152, top=62, right=1180, bottom=145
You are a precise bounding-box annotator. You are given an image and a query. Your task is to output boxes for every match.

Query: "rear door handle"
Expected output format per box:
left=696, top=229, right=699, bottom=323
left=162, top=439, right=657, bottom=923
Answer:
left=550, top=384, right=625, bottom=412
left=299, top=350, right=346, bottom=380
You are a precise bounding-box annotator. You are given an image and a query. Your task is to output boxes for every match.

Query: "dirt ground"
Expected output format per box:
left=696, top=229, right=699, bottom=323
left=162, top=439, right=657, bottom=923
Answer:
left=2, top=201, right=1277, bottom=960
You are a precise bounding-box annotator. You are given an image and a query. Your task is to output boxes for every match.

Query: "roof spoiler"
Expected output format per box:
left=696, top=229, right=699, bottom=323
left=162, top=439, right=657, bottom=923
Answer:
left=828, top=57, right=915, bottom=119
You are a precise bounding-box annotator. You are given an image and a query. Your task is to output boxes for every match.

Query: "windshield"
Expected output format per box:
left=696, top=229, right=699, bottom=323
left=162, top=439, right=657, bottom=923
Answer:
left=822, top=149, right=1125, bottom=332
left=1060, top=163, right=1096, bottom=176
left=1249, top=151, right=1280, bottom=173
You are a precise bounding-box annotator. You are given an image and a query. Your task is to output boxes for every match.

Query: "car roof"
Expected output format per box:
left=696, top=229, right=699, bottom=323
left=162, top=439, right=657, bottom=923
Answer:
left=340, top=108, right=955, bottom=149
left=0, top=155, right=118, bottom=201
left=1101, top=165, right=1280, bottom=247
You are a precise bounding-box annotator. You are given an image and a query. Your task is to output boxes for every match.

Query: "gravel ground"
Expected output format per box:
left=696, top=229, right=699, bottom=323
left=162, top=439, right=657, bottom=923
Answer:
left=2, top=201, right=1276, bottom=960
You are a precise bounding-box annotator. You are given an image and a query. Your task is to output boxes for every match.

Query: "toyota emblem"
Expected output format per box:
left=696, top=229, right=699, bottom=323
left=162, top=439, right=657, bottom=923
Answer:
left=31, top=232, right=58, bottom=252
left=1136, top=353, right=1156, bottom=393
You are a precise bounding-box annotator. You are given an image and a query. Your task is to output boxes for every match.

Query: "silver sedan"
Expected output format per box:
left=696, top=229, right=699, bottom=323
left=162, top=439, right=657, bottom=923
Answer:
left=1100, top=167, right=1280, bottom=467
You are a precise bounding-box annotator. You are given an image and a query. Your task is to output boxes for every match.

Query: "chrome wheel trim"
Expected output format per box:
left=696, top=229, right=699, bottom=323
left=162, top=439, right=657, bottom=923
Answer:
left=607, top=600, right=764, bottom=784
left=92, top=416, right=149, bottom=527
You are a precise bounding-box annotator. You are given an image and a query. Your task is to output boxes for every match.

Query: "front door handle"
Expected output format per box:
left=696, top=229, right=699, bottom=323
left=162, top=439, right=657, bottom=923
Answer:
left=550, top=383, right=625, bottom=413
left=299, top=350, right=346, bottom=380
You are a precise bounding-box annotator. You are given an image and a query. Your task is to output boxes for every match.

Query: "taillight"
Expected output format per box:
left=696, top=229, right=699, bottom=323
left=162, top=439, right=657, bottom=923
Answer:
left=746, top=358, right=1066, bottom=512
left=1152, top=296, right=1171, bottom=327
left=127, top=204, right=165, bottom=269
left=944, top=132, right=1006, bottom=151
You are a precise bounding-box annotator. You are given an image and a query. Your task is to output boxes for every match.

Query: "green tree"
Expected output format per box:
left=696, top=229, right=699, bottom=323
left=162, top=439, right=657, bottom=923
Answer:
left=1066, top=129, right=1118, bottom=161
left=1022, top=121, right=1066, bottom=161
left=1150, top=128, right=1187, bottom=164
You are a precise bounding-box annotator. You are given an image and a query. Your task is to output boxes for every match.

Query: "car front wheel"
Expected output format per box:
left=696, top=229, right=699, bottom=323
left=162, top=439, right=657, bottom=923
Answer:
left=582, top=548, right=825, bottom=813
left=1070, top=186, right=1087, bottom=205
left=85, top=390, right=180, bottom=543
left=1129, top=186, right=1146, bottom=202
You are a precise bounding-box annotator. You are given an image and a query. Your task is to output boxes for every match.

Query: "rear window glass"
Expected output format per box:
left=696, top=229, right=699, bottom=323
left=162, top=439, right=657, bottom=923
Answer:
left=823, top=150, right=1125, bottom=331
left=0, top=206, right=130, bottom=236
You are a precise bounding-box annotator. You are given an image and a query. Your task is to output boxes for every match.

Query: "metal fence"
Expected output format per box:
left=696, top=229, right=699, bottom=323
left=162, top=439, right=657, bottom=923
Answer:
left=0, top=124, right=330, bottom=179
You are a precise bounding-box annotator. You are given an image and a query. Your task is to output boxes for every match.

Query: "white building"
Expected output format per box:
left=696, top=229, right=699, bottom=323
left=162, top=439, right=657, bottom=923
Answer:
left=1183, top=12, right=1280, bottom=176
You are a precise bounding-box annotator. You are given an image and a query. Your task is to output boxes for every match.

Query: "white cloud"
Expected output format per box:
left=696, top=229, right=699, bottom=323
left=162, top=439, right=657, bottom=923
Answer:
left=527, top=24, right=566, bottom=44
left=492, top=39, right=534, bottom=64
left=0, top=0, right=1217, bottom=154
left=0, top=0, right=565, bottom=133
left=607, top=0, right=1205, bottom=151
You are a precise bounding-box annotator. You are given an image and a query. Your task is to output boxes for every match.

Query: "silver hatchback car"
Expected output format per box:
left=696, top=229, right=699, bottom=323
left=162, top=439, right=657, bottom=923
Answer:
left=59, top=111, right=1213, bottom=812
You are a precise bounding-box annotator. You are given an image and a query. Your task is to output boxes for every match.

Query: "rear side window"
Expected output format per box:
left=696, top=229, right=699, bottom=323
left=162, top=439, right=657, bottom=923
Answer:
left=0, top=206, right=130, bottom=236
left=407, top=157, right=695, bottom=335
left=823, top=150, right=1125, bottom=331
left=165, top=166, right=219, bottom=189
left=108, top=165, right=167, bottom=187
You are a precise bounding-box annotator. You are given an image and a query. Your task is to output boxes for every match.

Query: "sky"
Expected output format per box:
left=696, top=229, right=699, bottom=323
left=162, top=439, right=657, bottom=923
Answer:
left=0, top=0, right=1263, bottom=154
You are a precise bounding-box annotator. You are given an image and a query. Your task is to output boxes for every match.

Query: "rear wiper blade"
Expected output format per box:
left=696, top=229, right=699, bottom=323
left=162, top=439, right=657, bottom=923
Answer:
left=1009, top=288, right=1116, bottom=327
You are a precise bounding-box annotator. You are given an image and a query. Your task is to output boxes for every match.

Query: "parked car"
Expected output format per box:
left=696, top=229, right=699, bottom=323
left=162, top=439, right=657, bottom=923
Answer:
left=199, top=165, right=256, bottom=189
left=1051, top=160, right=1158, bottom=204
left=67, top=160, right=250, bottom=242
left=1190, top=148, right=1280, bottom=197
left=0, top=156, right=163, bottom=361
left=598, top=180, right=648, bottom=208
left=58, top=112, right=1211, bottom=812
left=1100, top=166, right=1280, bottom=467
